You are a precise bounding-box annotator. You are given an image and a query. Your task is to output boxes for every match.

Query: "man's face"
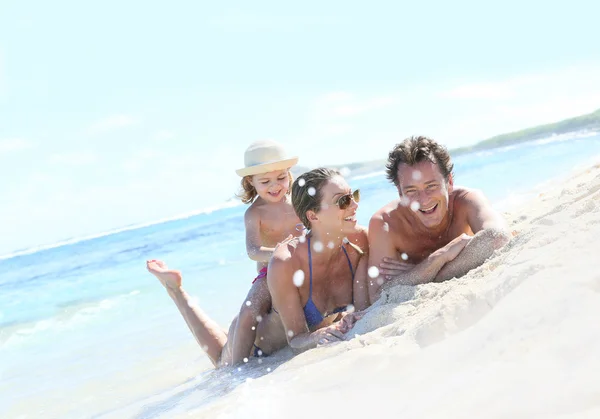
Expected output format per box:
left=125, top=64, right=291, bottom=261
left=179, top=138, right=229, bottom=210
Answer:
left=396, top=160, right=453, bottom=229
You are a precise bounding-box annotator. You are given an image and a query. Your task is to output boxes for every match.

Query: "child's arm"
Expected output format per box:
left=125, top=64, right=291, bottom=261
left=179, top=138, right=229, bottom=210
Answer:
left=244, top=208, right=276, bottom=262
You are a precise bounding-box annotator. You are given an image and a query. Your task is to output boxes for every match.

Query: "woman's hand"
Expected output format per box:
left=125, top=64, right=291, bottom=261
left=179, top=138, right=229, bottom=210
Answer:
left=314, top=311, right=365, bottom=346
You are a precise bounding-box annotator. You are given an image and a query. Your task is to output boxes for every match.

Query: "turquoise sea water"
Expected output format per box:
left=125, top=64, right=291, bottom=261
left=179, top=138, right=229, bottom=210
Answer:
left=2, top=133, right=600, bottom=418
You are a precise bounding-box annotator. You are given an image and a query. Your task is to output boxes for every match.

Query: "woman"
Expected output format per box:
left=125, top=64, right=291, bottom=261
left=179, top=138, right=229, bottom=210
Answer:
left=146, top=168, right=369, bottom=367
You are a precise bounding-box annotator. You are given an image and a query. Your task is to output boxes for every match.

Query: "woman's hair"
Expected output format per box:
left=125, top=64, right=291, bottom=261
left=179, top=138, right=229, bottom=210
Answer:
left=237, top=170, right=294, bottom=204
left=292, top=167, right=340, bottom=229
left=293, top=167, right=365, bottom=255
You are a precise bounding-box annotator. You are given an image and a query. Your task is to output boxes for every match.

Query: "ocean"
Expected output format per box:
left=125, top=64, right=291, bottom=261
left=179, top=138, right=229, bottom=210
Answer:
left=2, top=132, right=600, bottom=418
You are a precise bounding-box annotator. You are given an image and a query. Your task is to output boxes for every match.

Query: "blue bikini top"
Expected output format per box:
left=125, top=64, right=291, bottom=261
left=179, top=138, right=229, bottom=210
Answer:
left=303, top=237, right=355, bottom=328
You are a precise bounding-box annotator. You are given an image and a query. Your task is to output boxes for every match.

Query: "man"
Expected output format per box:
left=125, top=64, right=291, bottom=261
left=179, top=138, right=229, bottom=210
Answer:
left=367, top=135, right=511, bottom=303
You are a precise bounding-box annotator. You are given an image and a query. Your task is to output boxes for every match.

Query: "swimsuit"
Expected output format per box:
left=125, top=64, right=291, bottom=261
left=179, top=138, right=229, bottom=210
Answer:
left=303, top=237, right=355, bottom=328
left=254, top=237, right=355, bottom=357
left=252, top=266, right=268, bottom=284
left=253, top=344, right=266, bottom=357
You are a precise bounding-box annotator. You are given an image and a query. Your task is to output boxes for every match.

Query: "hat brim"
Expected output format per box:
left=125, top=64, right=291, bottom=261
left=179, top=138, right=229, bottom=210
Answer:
left=236, top=157, right=299, bottom=177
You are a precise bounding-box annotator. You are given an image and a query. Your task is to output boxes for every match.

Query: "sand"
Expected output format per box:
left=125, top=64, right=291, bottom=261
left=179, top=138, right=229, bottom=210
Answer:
left=169, top=162, right=600, bottom=419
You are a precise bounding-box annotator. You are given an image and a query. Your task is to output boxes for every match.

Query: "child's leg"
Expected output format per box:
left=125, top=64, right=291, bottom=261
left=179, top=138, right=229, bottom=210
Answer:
left=231, top=276, right=272, bottom=363
left=146, top=260, right=229, bottom=367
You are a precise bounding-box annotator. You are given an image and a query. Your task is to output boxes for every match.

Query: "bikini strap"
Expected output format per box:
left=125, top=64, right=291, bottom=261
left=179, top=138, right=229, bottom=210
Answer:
left=341, top=245, right=355, bottom=278
left=308, top=238, right=353, bottom=298
left=307, top=236, right=313, bottom=296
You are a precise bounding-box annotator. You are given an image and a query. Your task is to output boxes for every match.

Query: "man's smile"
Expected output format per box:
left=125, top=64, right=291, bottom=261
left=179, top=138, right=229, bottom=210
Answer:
left=419, top=203, right=438, bottom=215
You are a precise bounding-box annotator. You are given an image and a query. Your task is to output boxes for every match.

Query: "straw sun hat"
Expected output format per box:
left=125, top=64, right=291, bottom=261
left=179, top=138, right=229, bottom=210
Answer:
left=235, top=140, right=299, bottom=177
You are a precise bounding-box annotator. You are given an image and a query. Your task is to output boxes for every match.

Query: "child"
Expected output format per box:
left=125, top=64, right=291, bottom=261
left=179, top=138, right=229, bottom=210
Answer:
left=230, top=139, right=302, bottom=363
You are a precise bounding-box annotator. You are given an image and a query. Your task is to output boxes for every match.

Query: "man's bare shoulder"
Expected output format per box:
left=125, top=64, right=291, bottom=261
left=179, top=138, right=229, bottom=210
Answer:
left=451, top=186, right=489, bottom=209
left=452, top=186, right=508, bottom=234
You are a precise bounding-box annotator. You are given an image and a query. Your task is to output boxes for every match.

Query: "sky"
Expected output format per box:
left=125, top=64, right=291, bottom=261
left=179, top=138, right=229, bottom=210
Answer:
left=1, top=0, right=600, bottom=254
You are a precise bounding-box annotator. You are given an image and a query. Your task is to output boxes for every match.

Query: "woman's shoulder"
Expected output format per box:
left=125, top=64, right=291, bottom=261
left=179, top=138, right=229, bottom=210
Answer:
left=268, top=238, right=306, bottom=290
left=345, top=225, right=369, bottom=256
left=270, top=237, right=305, bottom=267
left=347, top=225, right=369, bottom=245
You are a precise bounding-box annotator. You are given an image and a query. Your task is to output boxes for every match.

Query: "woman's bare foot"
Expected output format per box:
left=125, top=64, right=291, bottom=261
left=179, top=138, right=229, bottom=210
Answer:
left=146, top=260, right=182, bottom=291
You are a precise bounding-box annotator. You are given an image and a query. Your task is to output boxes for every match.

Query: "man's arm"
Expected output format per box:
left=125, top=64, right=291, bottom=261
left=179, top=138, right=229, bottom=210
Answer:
left=464, top=189, right=509, bottom=233
left=434, top=190, right=510, bottom=282
left=368, top=211, right=468, bottom=301
left=379, top=234, right=471, bottom=293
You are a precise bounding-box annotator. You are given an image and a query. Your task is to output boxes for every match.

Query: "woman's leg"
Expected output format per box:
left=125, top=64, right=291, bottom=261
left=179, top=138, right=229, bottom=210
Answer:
left=253, top=310, right=288, bottom=355
left=146, top=260, right=229, bottom=367
left=231, top=277, right=272, bottom=363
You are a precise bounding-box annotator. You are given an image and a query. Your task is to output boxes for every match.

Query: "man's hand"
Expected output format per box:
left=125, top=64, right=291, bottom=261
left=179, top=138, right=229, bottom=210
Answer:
left=433, top=233, right=472, bottom=263
left=376, top=234, right=470, bottom=285
left=434, top=228, right=510, bottom=283
left=378, top=258, right=416, bottom=280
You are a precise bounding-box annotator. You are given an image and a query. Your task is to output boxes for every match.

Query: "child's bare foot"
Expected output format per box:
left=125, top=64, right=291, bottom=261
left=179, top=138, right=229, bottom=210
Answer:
left=146, top=260, right=182, bottom=291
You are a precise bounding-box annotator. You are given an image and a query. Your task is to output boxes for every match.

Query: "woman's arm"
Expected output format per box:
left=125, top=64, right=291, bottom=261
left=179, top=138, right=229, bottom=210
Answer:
left=352, top=254, right=370, bottom=311
left=267, top=247, right=312, bottom=349
left=349, top=229, right=371, bottom=311
left=267, top=245, right=348, bottom=353
left=434, top=190, right=510, bottom=281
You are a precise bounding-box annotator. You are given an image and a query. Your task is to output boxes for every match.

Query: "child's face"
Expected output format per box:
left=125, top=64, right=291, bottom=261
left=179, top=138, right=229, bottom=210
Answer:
left=251, top=169, right=291, bottom=203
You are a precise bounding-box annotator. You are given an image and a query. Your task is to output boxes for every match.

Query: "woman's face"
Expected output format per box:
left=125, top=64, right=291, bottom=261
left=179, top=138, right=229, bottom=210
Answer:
left=250, top=169, right=291, bottom=203
left=314, top=175, right=358, bottom=234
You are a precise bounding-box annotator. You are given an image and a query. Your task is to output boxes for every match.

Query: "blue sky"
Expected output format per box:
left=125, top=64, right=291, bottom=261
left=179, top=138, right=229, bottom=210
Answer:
left=1, top=0, right=599, bottom=254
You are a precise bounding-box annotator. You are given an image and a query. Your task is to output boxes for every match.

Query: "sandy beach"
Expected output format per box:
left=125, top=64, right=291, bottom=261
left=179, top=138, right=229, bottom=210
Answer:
left=4, top=3, right=600, bottom=417
left=166, top=162, right=600, bottom=419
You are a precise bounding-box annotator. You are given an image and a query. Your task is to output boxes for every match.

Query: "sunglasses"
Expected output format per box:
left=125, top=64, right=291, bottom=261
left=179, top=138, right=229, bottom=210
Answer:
left=335, top=189, right=360, bottom=209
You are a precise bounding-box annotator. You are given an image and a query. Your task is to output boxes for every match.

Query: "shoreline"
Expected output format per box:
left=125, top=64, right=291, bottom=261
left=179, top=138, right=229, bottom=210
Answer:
left=4, top=130, right=598, bottom=261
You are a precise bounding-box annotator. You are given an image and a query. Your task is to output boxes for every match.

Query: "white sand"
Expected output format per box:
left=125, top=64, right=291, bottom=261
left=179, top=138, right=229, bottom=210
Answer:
left=174, top=163, right=600, bottom=419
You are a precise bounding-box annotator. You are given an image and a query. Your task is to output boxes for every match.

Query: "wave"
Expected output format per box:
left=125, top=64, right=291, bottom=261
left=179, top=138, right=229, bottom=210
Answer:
left=0, top=200, right=243, bottom=262
left=532, top=129, right=599, bottom=146
left=0, top=290, right=141, bottom=349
